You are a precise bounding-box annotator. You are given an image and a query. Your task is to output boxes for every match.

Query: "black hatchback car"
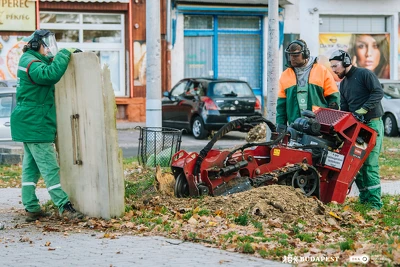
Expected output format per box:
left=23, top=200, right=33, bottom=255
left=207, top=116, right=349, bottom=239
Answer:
left=162, top=78, right=262, bottom=139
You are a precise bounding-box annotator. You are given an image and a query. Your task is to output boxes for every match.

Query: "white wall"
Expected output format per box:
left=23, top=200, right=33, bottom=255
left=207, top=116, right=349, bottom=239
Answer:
left=282, top=0, right=300, bottom=34
left=170, top=13, right=185, bottom=88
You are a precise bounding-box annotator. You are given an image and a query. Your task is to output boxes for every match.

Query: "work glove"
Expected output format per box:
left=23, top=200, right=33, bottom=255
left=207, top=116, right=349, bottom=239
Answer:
left=352, top=107, right=368, bottom=123
left=66, top=48, right=82, bottom=53
left=354, top=107, right=368, bottom=115
left=328, top=102, right=339, bottom=110
left=276, top=124, right=287, bottom=134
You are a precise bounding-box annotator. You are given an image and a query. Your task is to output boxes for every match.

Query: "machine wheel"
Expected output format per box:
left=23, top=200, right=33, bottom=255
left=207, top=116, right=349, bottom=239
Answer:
left=191, top=116, right=209, bottom=140
left=174, top=173, right=190, bottom=198
left=291, top=167, right=319, bottom=196
left=383, top=113, right=399, bottom=137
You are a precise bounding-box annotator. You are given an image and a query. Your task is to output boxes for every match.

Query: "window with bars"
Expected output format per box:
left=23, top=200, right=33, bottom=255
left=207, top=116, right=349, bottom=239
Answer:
left=319, top=15, right=387, bottom=33
left=183, top=15, right=262, bottom=90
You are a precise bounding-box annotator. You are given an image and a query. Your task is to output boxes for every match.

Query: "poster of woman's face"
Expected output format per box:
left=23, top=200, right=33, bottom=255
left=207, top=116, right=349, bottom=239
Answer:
left=319, top=33, right=390, bottom=81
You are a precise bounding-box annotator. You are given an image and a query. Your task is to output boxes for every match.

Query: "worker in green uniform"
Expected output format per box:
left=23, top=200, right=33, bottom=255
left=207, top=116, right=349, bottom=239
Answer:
left=11, top=29, right=84, bottom=221
left=329, top=50, right=384, bottom=210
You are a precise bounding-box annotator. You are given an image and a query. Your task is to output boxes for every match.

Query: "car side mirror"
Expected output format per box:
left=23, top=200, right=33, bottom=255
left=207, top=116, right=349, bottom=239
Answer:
left=163, top=91, right=170, bottom=98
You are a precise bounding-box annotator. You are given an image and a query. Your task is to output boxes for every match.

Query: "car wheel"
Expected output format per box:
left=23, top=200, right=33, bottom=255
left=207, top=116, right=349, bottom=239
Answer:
left=383, top=113, right=399, bottom=137
left=191, top=116, right=208, bottom=139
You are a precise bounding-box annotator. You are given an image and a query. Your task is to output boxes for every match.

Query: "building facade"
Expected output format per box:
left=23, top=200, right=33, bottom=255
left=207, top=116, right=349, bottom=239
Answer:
left=285, top=0, right=399, bottom=81
left=3, top=0, right=398, bottom=122
left=0, top=0, right=170, bottom=122
left=169, top=0, right=292, bottom=110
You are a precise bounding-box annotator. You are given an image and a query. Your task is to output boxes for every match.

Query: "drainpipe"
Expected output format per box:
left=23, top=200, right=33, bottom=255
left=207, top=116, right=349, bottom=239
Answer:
left=146, top=0, right=162, bottom=127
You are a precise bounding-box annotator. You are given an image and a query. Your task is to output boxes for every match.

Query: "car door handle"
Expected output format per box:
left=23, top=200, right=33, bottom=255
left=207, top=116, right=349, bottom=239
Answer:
left=4, top=122, right=10, bottom=127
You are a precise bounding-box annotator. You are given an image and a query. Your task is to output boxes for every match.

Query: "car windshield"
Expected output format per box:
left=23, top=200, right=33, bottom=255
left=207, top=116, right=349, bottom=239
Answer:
left=211, top=82, right=253, bottom=97
left=383, top=84, right=400, bottom=99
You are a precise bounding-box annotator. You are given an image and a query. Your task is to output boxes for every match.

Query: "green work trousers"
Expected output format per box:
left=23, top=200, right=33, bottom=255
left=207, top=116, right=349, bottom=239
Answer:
left=21, top=143, right=69, bottom=214
left=355, top=118, right=384, bottom=209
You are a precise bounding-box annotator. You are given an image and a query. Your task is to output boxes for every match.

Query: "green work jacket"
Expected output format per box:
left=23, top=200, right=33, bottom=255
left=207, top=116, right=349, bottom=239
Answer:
left=10, top=49, right=71, bottom=142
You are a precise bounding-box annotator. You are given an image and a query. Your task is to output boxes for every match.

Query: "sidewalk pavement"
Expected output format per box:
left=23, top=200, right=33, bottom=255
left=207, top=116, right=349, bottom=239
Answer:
left=349, top=179, right=400, bottom=196
left=0, top=188, right=289, bottom=267
left=116, top=121, right=145, bottom=130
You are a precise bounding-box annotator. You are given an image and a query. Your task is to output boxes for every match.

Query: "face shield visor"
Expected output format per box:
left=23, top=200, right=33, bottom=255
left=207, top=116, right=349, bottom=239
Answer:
left=284, top=50, right=303, bottom=66
left=41, top=33, right=58, bottom=57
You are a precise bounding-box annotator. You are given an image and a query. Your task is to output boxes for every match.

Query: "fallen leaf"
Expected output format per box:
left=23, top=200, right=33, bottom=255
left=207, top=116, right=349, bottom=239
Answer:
left=321, top=227, right=332, bottom=233
left=328, top=211, right=342, bottom=220
left=19, top=236, right=30, bottom=242
left=188, top=217, right=198, bottom=225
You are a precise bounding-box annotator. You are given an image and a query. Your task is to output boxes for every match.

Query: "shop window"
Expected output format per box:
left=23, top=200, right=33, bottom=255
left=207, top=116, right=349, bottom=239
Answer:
left=52, top=30, right=79, bottom=43
left=40, top=13, right=79, bottom=24
left=218, top=16, right=260, bottom=30
left=83, top=14, right=121, bottom=25
left=184, top=15, right=213, bottom=30
left=83, top=30, right=121, bottom=43
left=40, top=12, right=126, bottom=97
left=91, top=50, right=120, bottom=93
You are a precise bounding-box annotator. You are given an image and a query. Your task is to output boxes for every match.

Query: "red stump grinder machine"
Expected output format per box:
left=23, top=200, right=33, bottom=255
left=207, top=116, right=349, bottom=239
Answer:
left=170, top=108, right=378, bottom=204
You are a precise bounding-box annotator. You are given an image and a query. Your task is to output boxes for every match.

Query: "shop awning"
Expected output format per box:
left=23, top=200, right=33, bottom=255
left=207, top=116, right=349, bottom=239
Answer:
left=40, top=0, right=129, bottom=3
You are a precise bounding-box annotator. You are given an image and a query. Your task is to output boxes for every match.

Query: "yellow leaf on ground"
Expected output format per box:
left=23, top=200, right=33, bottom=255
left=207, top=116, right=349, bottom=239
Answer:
left=208, top=221, right=217, bottom=227
left=355, top=214, right=365, bottom=224
left=329, top=211, right=342, bottom=220
left=193, top=206, right=200, bottom=214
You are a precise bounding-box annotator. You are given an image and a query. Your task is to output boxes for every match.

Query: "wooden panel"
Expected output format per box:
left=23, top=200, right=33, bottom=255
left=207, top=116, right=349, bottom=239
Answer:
left=131, top=0, right=146, bottom=40
left=133, top=85, right=146, bottom=98
left=131, top=0, right=146, bottom=98
left=0, top=31, right=29, bottom=35
left=161, top=0, right=166, bottom=35
left=161, top=39, right=171, bottom=92
left=39, top=2, right=128, bottom=11
left=55, top=52, right=124, bottom=219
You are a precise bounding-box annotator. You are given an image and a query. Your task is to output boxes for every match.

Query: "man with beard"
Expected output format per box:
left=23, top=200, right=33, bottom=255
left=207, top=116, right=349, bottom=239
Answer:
left=329, top=49, right=384, bottom=210
left=277, top=39, right=339, bottom=127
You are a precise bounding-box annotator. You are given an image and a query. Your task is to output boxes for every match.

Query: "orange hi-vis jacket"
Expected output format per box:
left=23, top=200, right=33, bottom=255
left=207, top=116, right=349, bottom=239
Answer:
left=277, top=60, right=340, bottom=125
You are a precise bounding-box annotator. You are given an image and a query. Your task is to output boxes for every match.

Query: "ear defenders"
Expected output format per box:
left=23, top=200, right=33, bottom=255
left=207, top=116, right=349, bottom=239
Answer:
left=30, top=32, right=41, bottom=51
left=285, top=40, right=310, bottom=59
left=329, top=49, right=352, bottom=67
left=342, top=50, right=352, bottom=67
left=29, top=30, right=51, bottom=51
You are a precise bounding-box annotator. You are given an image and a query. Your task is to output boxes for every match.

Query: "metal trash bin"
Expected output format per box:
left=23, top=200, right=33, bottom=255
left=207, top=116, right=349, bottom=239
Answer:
left=137, top=127, right=182, bottom=167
